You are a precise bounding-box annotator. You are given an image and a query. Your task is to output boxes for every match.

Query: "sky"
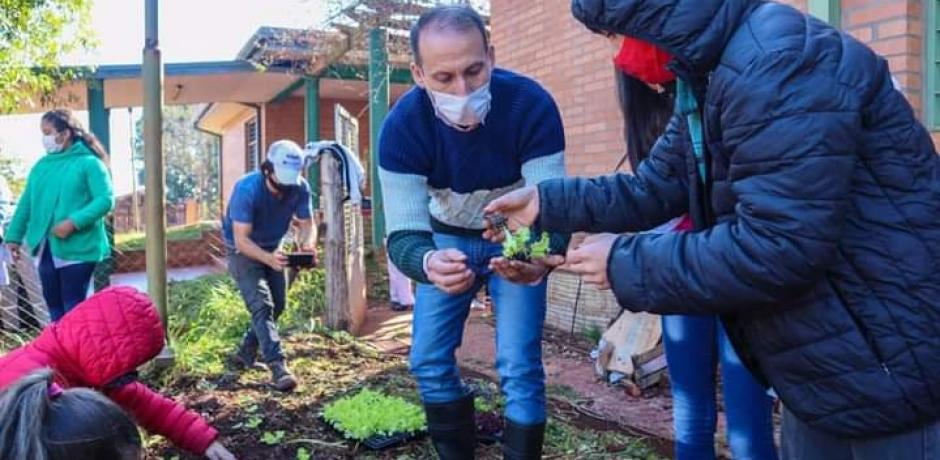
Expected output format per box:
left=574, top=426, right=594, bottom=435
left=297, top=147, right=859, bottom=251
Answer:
left=0, top=0, right=330, bottom=195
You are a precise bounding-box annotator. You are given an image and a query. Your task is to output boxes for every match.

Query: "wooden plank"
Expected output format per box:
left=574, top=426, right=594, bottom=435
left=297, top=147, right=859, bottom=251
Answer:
left=322, top=151, right=350, bottom=330
left=601, top=311, right=662, bottom=376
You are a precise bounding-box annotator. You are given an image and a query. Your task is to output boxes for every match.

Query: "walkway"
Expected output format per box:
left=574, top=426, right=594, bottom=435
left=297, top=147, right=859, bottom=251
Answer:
left=109, top=265, right=223, bottom=291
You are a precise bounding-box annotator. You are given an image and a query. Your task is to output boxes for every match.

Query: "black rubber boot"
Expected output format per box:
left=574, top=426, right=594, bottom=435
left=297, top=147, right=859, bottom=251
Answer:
left=424, top=395, right=476, bottom=460
left=501, top=419, right=545, bottom=460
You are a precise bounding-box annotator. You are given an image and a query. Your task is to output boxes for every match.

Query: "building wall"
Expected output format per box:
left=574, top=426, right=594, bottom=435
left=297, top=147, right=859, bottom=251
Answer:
left=219, top=110, right=256, bottom=207
left=261, top=96, right=383, bottom=195
left=491, top=0, right=626, bottom=177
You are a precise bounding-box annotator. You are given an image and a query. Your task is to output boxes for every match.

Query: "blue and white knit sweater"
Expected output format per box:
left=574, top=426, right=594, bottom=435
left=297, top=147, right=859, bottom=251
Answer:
left=379, top=68, right=569, bottom=283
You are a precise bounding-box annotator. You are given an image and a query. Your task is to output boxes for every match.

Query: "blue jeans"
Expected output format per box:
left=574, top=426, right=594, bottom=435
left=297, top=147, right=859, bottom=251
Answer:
left=37, top=247, right=96, bottom=322
left=228, top=252, right=287, bottom=364
left=662, top=315, right=778, bottom=460
left=410, top=233, right=547, bottom=425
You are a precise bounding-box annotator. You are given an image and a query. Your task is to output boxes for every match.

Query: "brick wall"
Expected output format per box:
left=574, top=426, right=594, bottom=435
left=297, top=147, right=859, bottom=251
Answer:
left=841, top=0, right=924, bottom=116
left=114, top=230, right=223, bottom=273
left=263, top=96, right=305, bottom=150
left=262, top=97, right=376, bottom=193
left=491, top=0, right=626, bottom=177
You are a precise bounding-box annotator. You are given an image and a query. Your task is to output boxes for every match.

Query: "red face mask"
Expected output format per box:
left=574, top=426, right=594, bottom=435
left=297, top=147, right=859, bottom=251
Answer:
left=613, top=37, right=676, bottom=85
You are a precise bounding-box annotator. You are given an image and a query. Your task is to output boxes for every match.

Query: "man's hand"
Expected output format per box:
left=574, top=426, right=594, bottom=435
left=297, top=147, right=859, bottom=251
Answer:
left=426, top=249, right=475, bottom=294
left=483, top=186, right=541, bottom=242
left=205, top=441, right=237, bottom=460
left=489, top=256, right=564, bottom=285
left=266, top=250, right=289, bottom=272
left=52, top=219, right=76, bottom=239
left=566, top=233, right=620, bottom=290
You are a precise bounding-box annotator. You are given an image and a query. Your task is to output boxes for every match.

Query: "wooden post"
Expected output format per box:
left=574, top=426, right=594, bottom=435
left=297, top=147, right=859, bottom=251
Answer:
left=321, top=151, right=350, bottom=330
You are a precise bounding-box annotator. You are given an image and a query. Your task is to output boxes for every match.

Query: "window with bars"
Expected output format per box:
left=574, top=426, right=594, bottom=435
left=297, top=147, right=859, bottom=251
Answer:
left=927, top=0, right=940, bottom=129
left=244, top=118, right=259, bottom=171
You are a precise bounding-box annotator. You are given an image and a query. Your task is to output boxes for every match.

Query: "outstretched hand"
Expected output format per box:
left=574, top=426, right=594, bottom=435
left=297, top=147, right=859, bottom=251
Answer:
left=565, top=233, right=620, bottom=290
left=482, top=186, right=541, bottom=243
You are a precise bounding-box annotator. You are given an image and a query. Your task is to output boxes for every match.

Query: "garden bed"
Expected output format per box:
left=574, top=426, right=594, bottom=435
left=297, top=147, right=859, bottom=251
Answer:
left=140, top=273, right=665, bottom=459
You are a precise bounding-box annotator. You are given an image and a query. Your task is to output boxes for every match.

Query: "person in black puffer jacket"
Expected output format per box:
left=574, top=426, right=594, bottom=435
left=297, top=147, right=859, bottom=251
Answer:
left=484, top=1, right=940, bottom=458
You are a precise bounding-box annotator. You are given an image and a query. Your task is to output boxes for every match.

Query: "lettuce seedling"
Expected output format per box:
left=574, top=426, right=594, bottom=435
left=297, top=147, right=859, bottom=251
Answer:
left=322, top=389, right=426, bottom=441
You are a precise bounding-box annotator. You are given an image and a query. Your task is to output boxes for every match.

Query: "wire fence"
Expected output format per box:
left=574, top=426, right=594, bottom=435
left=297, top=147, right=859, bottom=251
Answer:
left=0, top=201, right=228, bottom=352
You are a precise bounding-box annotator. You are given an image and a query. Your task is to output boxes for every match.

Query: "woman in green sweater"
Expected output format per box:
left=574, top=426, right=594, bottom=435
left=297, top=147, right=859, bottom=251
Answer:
left=5, top=110, right=114, bottom=322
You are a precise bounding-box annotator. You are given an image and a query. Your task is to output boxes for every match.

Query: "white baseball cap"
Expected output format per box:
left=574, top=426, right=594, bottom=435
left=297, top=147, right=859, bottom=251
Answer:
left=267, top=140, right=305, bottom=186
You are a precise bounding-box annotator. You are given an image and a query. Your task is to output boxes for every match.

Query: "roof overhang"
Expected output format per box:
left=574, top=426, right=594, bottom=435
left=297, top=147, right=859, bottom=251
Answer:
left=12, top=60, right=301, bottom=114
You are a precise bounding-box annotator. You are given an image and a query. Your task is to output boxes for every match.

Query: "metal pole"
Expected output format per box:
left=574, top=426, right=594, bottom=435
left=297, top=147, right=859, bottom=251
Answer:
left=305, top=77, right=321, bottom=211
left=143, top=0, right=172, bottom=363
left=87, top=79, right=113, bottom=292
left=368, top=28, right=389, bottom=250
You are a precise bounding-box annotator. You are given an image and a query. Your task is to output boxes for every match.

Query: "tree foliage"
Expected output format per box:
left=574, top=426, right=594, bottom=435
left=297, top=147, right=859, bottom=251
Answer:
left=0, top=0, right=96, bottom=114
left=134, top=105, right=220, bottom=214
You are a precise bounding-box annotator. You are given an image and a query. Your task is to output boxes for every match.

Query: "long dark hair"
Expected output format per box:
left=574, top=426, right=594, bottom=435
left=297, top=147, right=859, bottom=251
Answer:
left=0, top=369, right=141, bottom=460
left=41, top=110, right=110, bottom=163
left=615, top=70, right=674, bottom=171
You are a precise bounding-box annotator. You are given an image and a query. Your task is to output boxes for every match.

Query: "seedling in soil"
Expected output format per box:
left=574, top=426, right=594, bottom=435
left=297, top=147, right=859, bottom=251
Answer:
left=322, top=388, right=426, bottom=441
left=485, top=213, right=553, bottom=262
left=296, top=447, right=311, bottom=460
left=262, top=430, right=286, bottom=445
left=235, top=415, right=263, bottom=429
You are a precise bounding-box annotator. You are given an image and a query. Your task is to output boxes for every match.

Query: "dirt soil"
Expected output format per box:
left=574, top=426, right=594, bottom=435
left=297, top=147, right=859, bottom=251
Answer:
left=144, top=323, right=666, bottom=460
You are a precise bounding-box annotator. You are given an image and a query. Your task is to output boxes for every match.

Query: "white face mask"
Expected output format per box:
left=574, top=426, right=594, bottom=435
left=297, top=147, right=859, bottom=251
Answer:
left=42, top=134, right=63, bottom=153
left=427, top=82, right=492, bottom=131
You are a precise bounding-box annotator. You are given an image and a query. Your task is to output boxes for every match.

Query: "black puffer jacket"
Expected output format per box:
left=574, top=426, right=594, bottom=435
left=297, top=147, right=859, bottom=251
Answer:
left=539, top=0, right=940, bottom=437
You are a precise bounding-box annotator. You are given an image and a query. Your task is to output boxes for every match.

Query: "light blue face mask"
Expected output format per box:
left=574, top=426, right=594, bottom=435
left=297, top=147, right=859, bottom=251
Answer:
left=427, top=81, right=492, bottom=131
left=42, top=133, right=64, bottom=153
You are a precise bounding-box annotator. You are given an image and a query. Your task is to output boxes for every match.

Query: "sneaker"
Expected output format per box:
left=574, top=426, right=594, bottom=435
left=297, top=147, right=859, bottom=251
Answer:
left=269, top=361, right=298, bottom=392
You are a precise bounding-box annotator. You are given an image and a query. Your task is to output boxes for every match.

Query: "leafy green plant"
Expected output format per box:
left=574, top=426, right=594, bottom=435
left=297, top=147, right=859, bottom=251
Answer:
left=236, top=415, right=263, bottom=430
left=296, top=448, right=311, bottom=460
left=529, top=232, right=552, bottom=259
left=501, top=226, right=551, bottom=262
left=262, top=430, right=286, bottom=445
left=322, top=388, right=426, bottom=441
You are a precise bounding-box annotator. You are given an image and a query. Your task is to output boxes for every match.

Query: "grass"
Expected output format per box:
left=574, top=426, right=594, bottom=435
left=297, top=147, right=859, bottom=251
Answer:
left=114, top=221, right=219, bottom=252
left=150, top=268, right=326, bottom=381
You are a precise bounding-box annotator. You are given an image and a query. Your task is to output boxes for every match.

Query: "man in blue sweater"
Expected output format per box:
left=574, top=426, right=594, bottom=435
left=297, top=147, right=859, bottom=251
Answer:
left=379, top=6, right=567, bottom=460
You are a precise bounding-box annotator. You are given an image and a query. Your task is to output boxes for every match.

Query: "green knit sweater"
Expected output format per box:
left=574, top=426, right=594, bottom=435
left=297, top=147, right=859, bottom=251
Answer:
left=5, top=141, right=114, bottom=262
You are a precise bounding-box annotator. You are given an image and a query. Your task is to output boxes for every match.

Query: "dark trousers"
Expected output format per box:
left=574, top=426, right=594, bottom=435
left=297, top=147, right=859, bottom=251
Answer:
left=228, top=252, right=287, bottom=363
left=37, top=247, right=96, bottom=322
left=782, top=408, right=940, bottom=460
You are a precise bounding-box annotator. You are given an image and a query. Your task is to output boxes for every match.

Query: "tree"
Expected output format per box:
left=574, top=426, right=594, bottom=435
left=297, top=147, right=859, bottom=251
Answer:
left=134, top=105, right=220, bottom=217
left=0, top=0, right=96, bottom=114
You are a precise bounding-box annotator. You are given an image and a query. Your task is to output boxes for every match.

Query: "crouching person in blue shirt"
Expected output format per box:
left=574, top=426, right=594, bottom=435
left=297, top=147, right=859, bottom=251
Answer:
left=378, top=5, right=568, bottom=460
left=222, top=140, right=316, bottom=393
